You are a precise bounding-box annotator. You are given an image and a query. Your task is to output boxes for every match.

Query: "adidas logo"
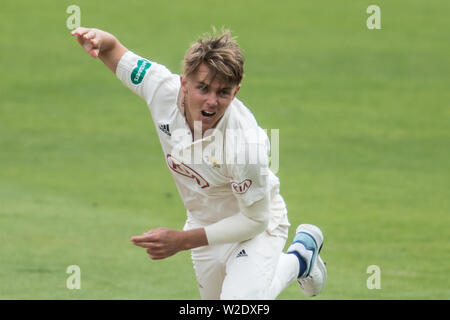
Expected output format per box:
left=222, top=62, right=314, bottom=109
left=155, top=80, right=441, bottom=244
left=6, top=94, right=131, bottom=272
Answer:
left=236, top=249, right=248, bottom=258
left=159, top=123, right=171, bottom=136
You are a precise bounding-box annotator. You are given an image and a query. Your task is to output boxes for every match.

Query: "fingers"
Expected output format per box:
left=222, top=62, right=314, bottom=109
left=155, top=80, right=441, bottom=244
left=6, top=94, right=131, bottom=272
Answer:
left=130, top=232, right=158, bottom=244
left=71, top=28, right=96, bottom=42
left=131, top=228, right=166, bottom=243
left=130, top=228, right=173, bottom=260
left=146, top=248, right=166, bottom=260
left=79, top=41, right=97, bottom=58
left=71, top=27, right=90, bottom=37
left=88, top=37, right=100, bottom=58
left=132, top=241, right=161, bottom=249
left=90, top=37, right=99, bottom=47
left=132, top=240, right=166, bottom=260
left=83, top=30, right=96, bottom=40
left=71, top=27, right=101, bottom=59
left=89, top=48, right=100, bottom=58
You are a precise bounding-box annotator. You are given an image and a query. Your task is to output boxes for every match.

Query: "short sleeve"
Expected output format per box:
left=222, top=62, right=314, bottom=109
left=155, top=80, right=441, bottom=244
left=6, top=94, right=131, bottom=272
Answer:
left=115, top=51, right=174, bottom=105
left=225, top=127, right=272, bottom=207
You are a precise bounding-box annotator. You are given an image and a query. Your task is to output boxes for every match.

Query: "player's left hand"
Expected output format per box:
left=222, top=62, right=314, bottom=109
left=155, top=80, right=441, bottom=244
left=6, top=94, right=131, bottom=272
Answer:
left=130, top=228, right=183, bottom=260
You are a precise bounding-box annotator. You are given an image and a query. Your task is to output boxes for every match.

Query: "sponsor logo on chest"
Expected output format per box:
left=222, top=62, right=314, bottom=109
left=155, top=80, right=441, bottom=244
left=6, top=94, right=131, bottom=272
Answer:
left=166, top=154, right=210, bottom=189
left=231, top=179, right=252, bottom=194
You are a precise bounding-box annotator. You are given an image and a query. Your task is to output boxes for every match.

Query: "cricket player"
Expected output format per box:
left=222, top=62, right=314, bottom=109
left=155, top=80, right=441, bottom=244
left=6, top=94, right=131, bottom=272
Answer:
left=71, top=27, right=327, bottom=299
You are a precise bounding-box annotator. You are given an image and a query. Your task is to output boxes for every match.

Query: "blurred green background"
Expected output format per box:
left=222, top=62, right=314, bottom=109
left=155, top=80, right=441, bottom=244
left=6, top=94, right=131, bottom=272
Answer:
left=1, top=0, right=449, bottom=299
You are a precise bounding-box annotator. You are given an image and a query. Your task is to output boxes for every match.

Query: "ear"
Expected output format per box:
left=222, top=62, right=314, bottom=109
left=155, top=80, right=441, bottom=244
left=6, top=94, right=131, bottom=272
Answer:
left=232, top=84, right=241, bottom=98
left=180, top=75, right=188, bottom=94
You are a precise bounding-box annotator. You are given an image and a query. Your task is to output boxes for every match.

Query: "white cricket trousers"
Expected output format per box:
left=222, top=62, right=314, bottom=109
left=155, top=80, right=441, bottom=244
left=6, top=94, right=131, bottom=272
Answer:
left=185, top=216, right=299, bottom=299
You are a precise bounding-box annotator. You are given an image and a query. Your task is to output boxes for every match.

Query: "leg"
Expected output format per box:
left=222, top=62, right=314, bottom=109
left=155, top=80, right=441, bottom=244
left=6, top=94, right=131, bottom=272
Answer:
left=220, top=224, right=327, bottom=299
left=264, top=252, right=300, bottom=299
left=185, top=219, right=230, bottom=299
left=219, top=193, right=296, bottom=300
left=265, top=224, right=328, bottom=298
left=190, top=243, right=229, bottom=300
left=220, top=231, right=286, bottom=299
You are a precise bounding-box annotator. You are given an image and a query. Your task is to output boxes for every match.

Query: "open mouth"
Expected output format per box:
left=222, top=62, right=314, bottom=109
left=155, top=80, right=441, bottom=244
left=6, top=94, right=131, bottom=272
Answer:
left=201, top=110, right=216, bottom=118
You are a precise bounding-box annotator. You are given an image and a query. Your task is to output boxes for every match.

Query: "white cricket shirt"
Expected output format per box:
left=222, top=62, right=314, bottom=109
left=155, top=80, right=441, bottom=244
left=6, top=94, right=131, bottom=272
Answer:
left=116, top=51, right=289, bottom=235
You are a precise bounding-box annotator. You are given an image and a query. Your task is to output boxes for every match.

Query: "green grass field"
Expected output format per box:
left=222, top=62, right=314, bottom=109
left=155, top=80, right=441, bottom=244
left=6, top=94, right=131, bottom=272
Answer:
left=1, top=0, right=449, bottom=299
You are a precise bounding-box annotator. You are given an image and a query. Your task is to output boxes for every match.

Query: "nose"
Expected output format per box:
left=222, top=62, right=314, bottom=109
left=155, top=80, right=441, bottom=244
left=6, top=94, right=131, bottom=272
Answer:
left=205, top=92, right=218, bottom=107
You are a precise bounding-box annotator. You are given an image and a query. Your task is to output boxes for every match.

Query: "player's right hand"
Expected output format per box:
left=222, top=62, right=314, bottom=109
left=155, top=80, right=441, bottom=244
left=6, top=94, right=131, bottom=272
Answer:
left=71, top=27, right=102, bottom=58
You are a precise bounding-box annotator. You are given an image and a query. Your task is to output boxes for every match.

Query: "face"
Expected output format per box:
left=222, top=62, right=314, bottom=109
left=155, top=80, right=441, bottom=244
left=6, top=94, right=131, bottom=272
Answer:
left=181, top=63, right=240, bottom=135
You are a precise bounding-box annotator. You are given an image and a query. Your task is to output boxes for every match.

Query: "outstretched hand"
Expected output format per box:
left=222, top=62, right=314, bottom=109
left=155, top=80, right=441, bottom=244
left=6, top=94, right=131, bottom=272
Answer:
left=70, top=27, right=127, bottom=73
left=131, top=228, right=183, bottom=260
left=71, top=27, right=102, bottom=58
left=131, top=227, right=208, bottom=260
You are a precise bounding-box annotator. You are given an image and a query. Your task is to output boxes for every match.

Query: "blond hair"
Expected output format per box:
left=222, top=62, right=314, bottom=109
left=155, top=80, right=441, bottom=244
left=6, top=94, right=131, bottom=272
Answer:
left=183, top=28, right=245, bottom=86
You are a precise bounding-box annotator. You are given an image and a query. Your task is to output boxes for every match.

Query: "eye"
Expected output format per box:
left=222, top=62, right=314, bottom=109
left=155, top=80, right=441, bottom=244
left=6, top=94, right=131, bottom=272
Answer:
left=219, top=89, right=231, bottom=97
left=198, top=85, right=208, bottom=93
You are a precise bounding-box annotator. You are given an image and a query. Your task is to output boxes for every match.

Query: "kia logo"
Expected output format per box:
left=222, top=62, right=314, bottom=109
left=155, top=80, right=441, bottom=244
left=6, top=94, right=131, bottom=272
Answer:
left=231, top=179, right=252, bottom=194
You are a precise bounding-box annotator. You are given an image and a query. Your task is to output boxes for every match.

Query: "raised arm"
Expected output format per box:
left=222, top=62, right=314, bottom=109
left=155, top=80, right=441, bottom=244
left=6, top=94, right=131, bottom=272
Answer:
left=71, top=27, right=128, bottom=73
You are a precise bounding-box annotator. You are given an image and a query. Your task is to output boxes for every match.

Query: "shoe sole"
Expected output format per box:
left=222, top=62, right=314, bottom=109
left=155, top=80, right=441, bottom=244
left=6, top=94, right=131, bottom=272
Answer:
left=299, top=254, right=327, bottom=296
left=315, top=255, right=327, bottom=294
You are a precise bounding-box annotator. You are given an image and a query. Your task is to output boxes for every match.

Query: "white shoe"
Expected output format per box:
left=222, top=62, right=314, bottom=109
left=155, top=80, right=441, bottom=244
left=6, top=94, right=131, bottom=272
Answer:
left=298, top=254, right=327, bottom=296
left=287, top=224, right=327, bottom=296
